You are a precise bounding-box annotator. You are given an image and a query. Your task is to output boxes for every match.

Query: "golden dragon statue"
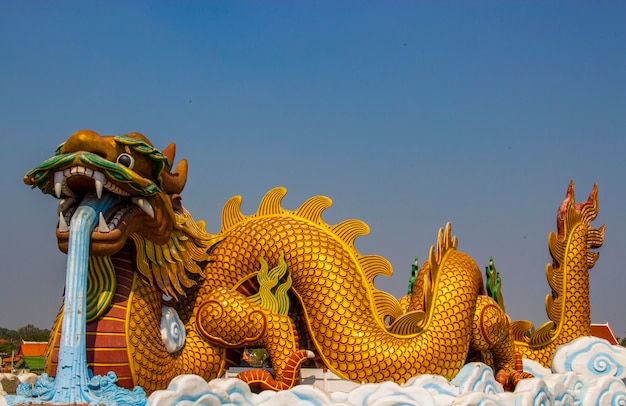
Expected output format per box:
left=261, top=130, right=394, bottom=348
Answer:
left=23, top=130, right=603, bottom=395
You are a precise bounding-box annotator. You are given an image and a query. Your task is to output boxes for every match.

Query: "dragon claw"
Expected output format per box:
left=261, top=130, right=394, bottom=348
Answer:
left=495, top=368, right=534, bottom=391
left=237, top=349, right=313, bottom=391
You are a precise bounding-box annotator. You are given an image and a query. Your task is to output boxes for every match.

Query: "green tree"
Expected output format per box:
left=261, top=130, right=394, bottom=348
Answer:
left=16, top=324, right=50, bottom=342
left=0, top=327, right=20, bottom=342
left=0, top=324, right=50, bottom=343
left=0, top=340, right=19, bottom=357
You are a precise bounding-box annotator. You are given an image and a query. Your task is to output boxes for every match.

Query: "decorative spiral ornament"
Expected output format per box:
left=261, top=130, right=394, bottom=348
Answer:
left=590, top=354, right=617, bottom=375
left=160, top=305, right=186, bottom=353
left=553, top=337, right=626, bottom=379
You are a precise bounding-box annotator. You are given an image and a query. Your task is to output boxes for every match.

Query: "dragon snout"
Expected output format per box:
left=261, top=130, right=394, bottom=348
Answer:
left=61, top=130, right=119, bottom=161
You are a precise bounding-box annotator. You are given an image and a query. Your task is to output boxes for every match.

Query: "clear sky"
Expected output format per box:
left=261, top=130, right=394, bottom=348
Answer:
left=1, top=2, right=625, bottom=337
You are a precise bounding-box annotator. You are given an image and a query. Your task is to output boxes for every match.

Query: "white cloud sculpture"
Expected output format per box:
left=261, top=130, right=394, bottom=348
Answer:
left=147, top=337, right=626, bottom=406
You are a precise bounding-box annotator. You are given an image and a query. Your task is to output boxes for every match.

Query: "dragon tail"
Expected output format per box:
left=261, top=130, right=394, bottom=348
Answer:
left=511, top=181, right=605, bottom=366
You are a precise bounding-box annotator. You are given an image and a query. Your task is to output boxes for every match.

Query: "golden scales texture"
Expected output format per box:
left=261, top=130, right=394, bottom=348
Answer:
left=193, top=189, right=489, bottom=383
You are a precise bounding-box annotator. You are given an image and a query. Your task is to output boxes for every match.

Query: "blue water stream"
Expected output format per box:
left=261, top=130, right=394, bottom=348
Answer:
left=52, top=193, right=116, bottom=403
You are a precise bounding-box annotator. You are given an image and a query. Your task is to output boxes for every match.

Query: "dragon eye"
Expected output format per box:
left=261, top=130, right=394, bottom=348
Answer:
left=117, top=153, right=135, bottom=169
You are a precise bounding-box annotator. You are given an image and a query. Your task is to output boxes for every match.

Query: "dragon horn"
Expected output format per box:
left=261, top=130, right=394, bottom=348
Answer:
left=162, top=143, right=177, bottom=167
left=160, top=143, right=188, bottom=194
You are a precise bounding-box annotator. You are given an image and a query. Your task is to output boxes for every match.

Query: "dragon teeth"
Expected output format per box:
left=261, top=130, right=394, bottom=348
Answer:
left=58, top=210, right=117, bottom=233
left=52, top=166, right=147, bottom=231
left=93, top=171, right=104, bottom=199
left=58, top=211, right=69, bottom=233
left=98, top=212, right=110, bottom=233
left=53, top=167, right=132, bottom=199
left=132, top=197, right=155, bottom=218
left=54, top=171, right=64, bottom=198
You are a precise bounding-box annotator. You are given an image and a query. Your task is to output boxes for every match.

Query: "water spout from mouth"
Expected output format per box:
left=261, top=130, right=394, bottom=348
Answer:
left=53, top=193, right=116, bottom=403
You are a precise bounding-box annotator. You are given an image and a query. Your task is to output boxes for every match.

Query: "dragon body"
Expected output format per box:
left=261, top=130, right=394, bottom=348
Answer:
left=24, top=130, right=602, bottom=395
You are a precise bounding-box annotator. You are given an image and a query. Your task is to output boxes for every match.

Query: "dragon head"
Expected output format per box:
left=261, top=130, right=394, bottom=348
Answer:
left=24, top=130, right=189, bottom=256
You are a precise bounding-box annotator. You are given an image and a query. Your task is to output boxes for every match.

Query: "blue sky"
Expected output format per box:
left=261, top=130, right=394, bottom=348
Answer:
left=1, top=2, right=625, bottom=338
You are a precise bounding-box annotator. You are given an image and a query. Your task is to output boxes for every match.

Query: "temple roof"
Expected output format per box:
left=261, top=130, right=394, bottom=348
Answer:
left=17, top=340, right=48, bottom=357
left=591, top=323, right=619, bottom=345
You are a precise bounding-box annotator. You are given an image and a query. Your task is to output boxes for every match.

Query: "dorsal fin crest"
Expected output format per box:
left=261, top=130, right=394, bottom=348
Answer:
left=256, top=187, right=288, bottom=216
left=220, top=195, right=247, bottom=233
left=294, top=195, right=333, bottom=223
left=330, top=219, right=370, bottom=249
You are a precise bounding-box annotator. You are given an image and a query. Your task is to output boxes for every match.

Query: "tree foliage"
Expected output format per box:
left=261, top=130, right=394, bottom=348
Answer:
left=15, top=324, right=50, bottom=342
